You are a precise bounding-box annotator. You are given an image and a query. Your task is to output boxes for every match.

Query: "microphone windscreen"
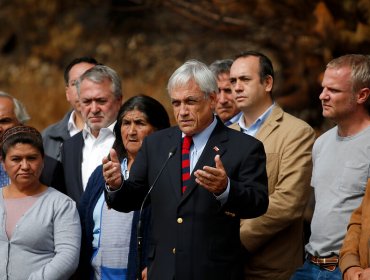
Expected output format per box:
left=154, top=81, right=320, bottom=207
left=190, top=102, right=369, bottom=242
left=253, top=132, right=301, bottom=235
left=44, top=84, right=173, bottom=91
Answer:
left=169, top=146, right=177, bottom=157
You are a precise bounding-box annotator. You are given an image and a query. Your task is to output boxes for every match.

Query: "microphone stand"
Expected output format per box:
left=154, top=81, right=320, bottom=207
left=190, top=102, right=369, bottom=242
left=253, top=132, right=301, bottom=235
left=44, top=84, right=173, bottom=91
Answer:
left=136, top=146, right=177, bottom=280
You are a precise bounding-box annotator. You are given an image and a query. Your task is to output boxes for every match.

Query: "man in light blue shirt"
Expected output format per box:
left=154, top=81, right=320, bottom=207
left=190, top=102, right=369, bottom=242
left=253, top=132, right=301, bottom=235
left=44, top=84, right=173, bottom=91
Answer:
left=230, top=51, right=315, bottom=280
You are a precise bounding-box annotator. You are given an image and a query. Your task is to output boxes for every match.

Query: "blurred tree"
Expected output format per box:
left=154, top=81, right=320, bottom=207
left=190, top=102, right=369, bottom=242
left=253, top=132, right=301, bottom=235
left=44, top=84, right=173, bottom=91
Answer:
left=0, top=0, right=368, bottom=133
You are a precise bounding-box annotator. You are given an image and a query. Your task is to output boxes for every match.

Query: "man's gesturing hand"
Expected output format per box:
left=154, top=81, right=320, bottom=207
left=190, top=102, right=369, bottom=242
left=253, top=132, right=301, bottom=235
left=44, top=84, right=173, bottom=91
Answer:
left=194, top=154, right=228, bottom=195
left=102, top=148, right=122, bottom=190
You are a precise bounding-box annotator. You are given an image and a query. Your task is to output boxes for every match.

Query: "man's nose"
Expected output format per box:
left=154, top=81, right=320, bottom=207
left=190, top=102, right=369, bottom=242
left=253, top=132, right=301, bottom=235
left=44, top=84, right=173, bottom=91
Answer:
left=319, top=88, right=328, bottom=100
left=218, top=92, right=227, bottom=104
left=179, top=103, right=189, bottom=115
left=234, top=80, right=243, bottom=92
left=91, top=102, right=100, bottom=113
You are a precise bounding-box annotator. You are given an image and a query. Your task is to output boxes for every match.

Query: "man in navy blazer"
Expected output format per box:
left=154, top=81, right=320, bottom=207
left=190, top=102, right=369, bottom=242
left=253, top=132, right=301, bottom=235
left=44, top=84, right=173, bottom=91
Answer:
left=62, top=65, right=122, bottom=202
left=103, top=60, right=268, bottom=280
left=61, top=132, right=84, bottom=201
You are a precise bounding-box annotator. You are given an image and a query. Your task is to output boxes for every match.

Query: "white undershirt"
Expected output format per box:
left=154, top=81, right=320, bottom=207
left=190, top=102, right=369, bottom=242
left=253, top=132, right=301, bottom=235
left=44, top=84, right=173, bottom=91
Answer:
left=67, top=110, right=82, bottom=137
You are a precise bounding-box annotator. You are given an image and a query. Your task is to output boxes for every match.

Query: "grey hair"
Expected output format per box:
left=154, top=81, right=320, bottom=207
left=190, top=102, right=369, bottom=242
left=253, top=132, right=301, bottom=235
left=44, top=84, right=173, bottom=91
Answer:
left=327, top=54, right=370, bottom=93
left=0, top=91, right=30, bottom=124
left=209, top=59, right=233, bottom=78
left=167, top=59, right=219, bottom=98
left=76, top=65, right=122, bottom=99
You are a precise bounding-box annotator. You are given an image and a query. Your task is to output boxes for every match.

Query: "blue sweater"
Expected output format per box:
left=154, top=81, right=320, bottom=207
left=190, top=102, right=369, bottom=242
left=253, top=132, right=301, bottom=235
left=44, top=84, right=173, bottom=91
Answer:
left=76, top=164, right=150, bottom=279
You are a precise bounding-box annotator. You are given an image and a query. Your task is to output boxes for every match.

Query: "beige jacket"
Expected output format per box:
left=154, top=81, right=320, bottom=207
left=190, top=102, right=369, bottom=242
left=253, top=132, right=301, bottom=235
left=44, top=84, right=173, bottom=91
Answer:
left=340, top=179, right=370, bottom=274
left=231, top=106, right=315, bottom=280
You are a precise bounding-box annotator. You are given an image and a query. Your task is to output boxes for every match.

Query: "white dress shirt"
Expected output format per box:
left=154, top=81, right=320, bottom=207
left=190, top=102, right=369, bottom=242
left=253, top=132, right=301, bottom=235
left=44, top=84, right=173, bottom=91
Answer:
left=81, top=122, right=116, bottom=190
left=67, top=110, right=82, bottom=137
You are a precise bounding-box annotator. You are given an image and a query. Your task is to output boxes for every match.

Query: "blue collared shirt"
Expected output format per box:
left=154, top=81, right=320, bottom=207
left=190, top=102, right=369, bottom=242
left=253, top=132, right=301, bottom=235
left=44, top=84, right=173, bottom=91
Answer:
left=238, top=103, right=275, bottom=136
left=0, top=164, right=9, bottom=188
left=183, top=118, right=217, bottom=174
left=224, top=112, right=243, bottom=126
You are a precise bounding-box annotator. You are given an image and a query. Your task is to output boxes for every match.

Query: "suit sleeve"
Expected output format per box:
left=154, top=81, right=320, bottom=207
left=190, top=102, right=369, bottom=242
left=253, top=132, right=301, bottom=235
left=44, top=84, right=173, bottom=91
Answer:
left=225, top=138, right=269, bottom=219
left=339, top=179, right=370, bottom=273
left=240, top=125, right=315, bottom=252
left=105, top=138, right=151, bottom=212
left=40, top=155, right=66, bottom=193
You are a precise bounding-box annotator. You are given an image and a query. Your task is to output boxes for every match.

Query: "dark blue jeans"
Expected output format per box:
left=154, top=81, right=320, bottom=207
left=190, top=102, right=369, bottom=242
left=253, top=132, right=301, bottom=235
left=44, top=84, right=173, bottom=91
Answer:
left=290, top=260, right=342, bottom=280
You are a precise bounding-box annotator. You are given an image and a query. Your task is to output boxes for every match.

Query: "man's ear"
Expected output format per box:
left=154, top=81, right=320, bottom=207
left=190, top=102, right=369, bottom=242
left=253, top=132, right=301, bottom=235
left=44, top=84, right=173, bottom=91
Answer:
left=209, top=92, right=218, bottom=109
left=65, top=86, right=71, bottom=102
left=357, top=87, right=370, bottom=105
left=264, top=75, right=273, bottom=93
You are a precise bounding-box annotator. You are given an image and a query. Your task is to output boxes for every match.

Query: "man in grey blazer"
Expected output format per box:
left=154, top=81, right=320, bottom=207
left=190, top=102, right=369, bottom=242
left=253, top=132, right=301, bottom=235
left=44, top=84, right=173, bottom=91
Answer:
left=209, top=59, right=242, bottom=126
left=103, top=59, right=269, bottom=280
left=42, top=56, right=98, bottom=162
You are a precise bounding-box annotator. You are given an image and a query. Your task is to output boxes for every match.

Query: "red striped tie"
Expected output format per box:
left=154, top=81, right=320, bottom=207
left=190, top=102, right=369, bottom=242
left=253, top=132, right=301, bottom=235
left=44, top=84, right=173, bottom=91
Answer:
left=181, top=135, right=192, bottom=194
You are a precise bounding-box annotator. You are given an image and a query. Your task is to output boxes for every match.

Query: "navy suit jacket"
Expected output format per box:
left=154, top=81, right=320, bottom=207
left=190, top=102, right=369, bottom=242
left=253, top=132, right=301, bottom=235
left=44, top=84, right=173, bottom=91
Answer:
left=106, top=119, right=269, bottom=280
left=40, top=155, right=66, bottom=194
left=62, top=131, right=84, bottom=202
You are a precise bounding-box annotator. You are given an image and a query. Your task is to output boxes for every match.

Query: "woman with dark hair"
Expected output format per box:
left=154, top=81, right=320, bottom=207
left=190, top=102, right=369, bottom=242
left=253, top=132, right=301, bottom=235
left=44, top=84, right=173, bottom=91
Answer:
left=0, top=125, right=81, bottom=279
left=78, top=95, right=170, bottom=280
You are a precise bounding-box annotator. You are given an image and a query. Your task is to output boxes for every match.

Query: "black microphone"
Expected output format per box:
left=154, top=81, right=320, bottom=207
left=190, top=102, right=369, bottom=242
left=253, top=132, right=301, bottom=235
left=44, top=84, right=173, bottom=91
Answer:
left=136, top=146, right=177, bottom=279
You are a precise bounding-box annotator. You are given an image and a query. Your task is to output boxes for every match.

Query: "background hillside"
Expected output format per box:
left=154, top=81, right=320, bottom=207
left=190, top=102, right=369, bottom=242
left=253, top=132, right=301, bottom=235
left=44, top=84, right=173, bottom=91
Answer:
left=0, top=0, right=369, bottom=133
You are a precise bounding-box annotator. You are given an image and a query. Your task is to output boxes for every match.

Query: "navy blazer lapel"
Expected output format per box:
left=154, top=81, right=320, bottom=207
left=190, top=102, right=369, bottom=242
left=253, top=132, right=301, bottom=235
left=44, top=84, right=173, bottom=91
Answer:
left=73, top=133, right=84, bottom=191
left=181, top=120, right=228, bottom=200
left=69, top=133, right=84, bottom=196
left=167, top=128, right=183, bottom=200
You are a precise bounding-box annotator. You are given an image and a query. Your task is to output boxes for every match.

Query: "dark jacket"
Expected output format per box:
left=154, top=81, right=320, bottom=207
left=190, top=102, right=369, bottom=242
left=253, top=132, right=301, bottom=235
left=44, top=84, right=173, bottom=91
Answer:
left=106, top=119, right=268, bottom=280
left=42, top=111, right=72, bottom=162
left=62, top=131, right=84, bottom=202
left=40, top=111, right=72, bottom=194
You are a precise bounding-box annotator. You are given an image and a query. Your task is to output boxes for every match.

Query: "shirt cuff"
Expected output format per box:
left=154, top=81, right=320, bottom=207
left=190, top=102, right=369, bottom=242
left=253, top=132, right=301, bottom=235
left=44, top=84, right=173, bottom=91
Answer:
left=214, top=177, right=230, bottom=205
left=105, top=179, right=124, bottom=192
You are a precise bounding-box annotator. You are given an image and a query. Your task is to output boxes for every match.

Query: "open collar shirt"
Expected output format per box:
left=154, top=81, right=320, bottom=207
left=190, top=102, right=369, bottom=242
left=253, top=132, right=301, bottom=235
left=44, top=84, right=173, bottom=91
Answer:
left=224, top=111, right=243, bottom=126
left=81, top=122, right=116, bottom=190
left=238, top=103, right=275, bottom=137
left=67, top=110, right=82, bottom=137
left=182, top=117, right=229, bottom=204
